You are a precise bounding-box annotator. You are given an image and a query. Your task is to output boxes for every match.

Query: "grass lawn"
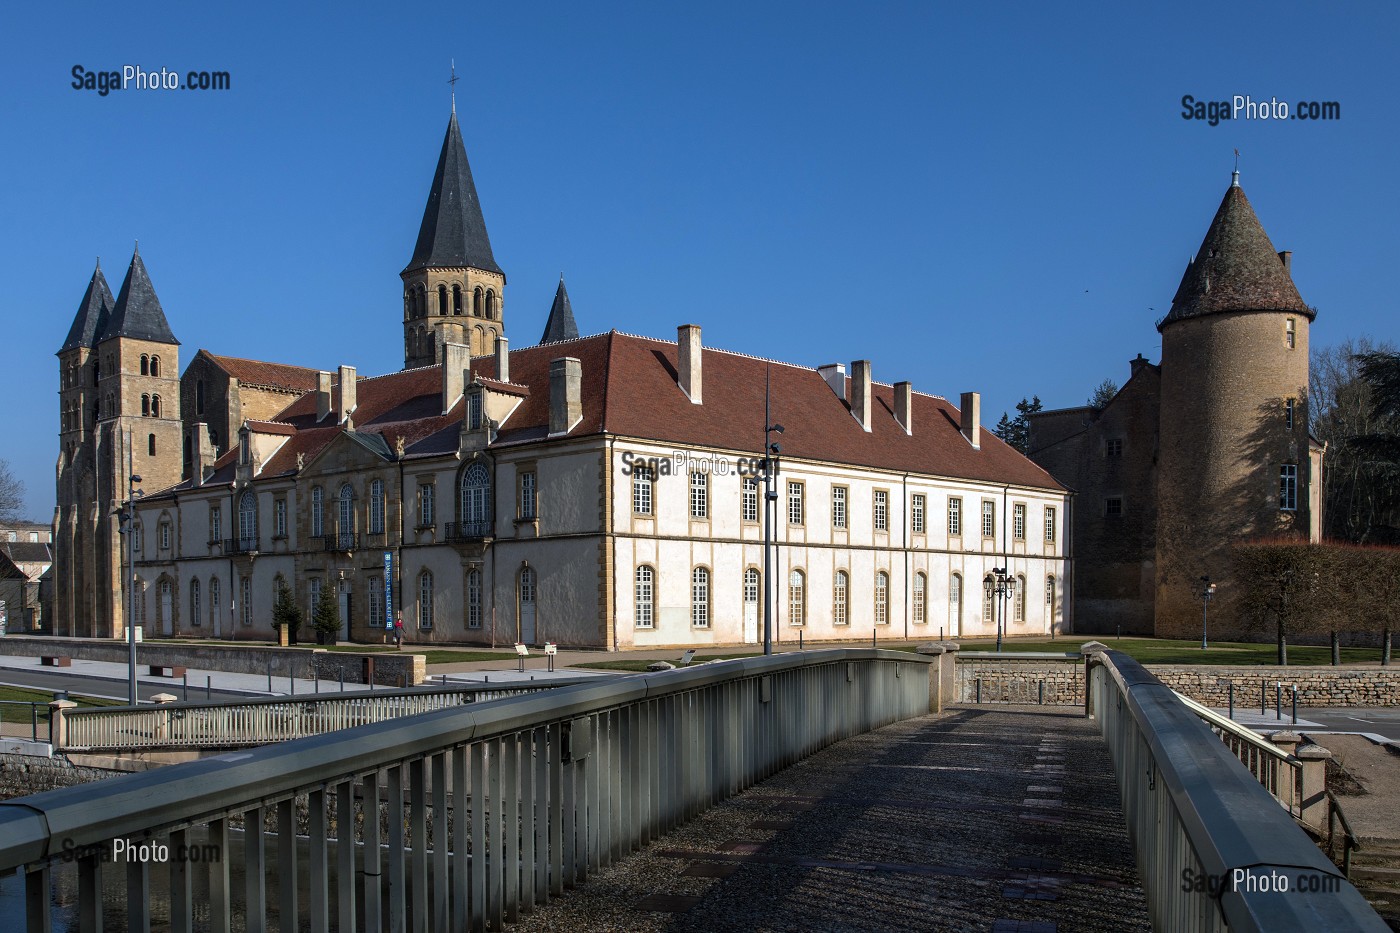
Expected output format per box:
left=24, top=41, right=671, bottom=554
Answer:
left=0, top=685, right=124, bottom=724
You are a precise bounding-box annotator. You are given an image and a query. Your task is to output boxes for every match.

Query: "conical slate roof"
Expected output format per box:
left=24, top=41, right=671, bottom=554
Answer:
left=101, top=247, right=179, bottom=345
left=404, top=112, right=502, bottom=277
left=58, top=262, right=114, bottom=353
left=540, top=277, right=579, bottom=344
left=1158, top=177, right=1313, bottom=331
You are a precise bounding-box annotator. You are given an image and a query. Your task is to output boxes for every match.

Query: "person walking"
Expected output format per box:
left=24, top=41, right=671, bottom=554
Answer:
left=393, top=614, right=404, bottom=648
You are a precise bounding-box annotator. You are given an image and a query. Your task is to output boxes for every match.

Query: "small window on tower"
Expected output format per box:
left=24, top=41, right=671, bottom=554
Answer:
left=140, top=355, right=149, bottom=376
left=1285, top=318, right=1297, bottom=349
left=1105, top=497, right=1123, bottom=516
left=150, top=356, right=160, bottom=377
left=1285, top=398, right=1295, bottom=430
left=148, top=434, right=156, bottom=456
left=1106, top=438, right=1123, bottom=457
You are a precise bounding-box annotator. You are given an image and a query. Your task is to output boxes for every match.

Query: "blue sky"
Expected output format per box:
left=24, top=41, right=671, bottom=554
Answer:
left=3, top=2, right=1397, bottom=520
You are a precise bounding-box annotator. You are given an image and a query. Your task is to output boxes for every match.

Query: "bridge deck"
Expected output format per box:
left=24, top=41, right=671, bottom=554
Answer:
left=512, top=705, right=1150, bottom=932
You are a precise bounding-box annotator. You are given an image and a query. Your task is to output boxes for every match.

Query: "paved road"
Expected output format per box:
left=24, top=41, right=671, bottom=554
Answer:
left=1219, top=707, right=1400, bottom=743
left=511, top=705, right=1149, bottom=933
left=0, top=666, right=260, bottom=704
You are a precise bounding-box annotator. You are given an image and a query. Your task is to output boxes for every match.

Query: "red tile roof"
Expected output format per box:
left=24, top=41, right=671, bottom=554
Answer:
left=209, top=354, right=324, bottom=393
left=152, top=331, right=1063, bottom=496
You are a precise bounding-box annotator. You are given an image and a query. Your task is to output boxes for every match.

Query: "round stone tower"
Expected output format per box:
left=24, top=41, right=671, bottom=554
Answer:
left=1153, top=172, right=1318, bottom=637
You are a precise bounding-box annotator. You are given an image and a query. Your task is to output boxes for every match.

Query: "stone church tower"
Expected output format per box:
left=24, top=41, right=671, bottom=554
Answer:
left=1153, top=171, right=1321, bottom=634
left=54, top=248, right=182, bottom=637
left=401, top=108, right=505, bottom=367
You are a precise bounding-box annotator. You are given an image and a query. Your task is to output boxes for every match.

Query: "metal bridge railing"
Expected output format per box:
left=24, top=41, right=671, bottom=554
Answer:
left=1085, top=649, right=1387, bottom=933
left=0, top=649, right=931, bottom=933
left=55, top=679, right=596, bottom=751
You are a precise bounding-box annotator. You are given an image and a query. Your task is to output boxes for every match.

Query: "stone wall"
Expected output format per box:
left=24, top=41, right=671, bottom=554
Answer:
left=0, top=753, right=119, bottom=801
left=0, top=635, right=425, bottom=686
left=955, top=655, right=1084, bottom=705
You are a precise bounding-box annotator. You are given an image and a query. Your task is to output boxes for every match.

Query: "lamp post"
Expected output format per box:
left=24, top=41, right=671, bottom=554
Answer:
left=761, top=365, right=784, bottom=656
left=991, top=566, right=1015, bottom=653
left=1197, top=575, right=1217, bottom=650
left=122, top=474, right=144, bottom=705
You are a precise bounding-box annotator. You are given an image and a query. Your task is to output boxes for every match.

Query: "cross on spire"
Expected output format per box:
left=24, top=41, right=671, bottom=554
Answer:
left=448, top=59, right=459, bottom=114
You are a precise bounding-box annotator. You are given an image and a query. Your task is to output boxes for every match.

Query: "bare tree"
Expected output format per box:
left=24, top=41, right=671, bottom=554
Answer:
left=0, top=458, right=23, bottom=522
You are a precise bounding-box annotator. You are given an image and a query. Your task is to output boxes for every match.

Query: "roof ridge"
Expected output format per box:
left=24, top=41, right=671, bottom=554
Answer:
left=211, top=352, right=320, bottom=371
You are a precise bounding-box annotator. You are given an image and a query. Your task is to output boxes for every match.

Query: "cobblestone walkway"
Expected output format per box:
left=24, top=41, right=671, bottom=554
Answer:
left=511, top=705, right=1150, bottom=932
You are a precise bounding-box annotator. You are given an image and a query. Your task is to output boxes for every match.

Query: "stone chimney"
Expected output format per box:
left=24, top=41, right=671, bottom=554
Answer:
left=190, top=423, right=217, bottom=486
left=441, top=343, right=470, bottom=414
left=549, top=357, right=583, bottom=435
left=1129, top=353, right=1152, bottom=378
left=894, top=381, right=912, bottom=435
left=495, top=334, right=510, bottom=384
left=818, top=363, right=846, bottom=401
left=316, top=372, right=332, bottom=422
left=960, top=392, right=981, bottom=449
left=1278, top=250, right=1292, bottom=272
left=337, top=365, right=357, bottom=424
left=678, top=325, right=702, bottom=404
left=850, top=360, right=872, bottom=432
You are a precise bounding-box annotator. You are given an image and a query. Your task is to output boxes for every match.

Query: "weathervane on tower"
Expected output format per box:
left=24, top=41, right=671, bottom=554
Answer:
left=448, top=59, right=459, bottom=114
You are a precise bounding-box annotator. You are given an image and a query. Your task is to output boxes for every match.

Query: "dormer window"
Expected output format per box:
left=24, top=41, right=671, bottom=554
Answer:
left=239, top=430, right=251, bottom=465
left=468, top=390, right=483, bottom=430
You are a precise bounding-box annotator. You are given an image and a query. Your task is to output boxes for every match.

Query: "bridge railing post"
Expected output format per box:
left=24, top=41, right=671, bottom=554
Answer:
left=1296, top=743, right=1332, bottom=831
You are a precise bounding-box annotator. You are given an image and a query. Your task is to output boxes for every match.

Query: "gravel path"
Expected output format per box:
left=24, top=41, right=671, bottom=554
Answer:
left=509, top=704, right=1150, bottom=932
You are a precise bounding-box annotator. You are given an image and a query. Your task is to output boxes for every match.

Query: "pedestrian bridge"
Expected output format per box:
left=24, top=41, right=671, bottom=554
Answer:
left=0, top=649, right=1387, bottom=932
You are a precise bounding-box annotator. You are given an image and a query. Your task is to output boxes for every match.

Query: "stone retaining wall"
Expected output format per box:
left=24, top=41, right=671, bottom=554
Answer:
left=0, top=635, right=425, bottom=686
left=955, top=656, right=1084, bottom=705
left=0, top=753, right=119, bottom=801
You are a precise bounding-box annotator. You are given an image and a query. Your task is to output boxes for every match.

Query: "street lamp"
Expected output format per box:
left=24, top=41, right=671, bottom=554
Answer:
left=762, top=363, right=783, bottom=657
left=1197, top=575, right=1217, bottom=650
left=991, top=566, right=1015, bottom=653
left=121, top=474, right=144, bottom=705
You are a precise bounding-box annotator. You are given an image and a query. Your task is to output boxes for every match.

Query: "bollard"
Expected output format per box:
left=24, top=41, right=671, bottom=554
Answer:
left=30, top=703, right=38, bottom=742
left=976, top=678, right=982, bottom=704
left=1292, top=685, right=1298, bottom=725
left=1228, top=681, right=1234, bottom=720
left=182, top=671, right=188, bottom=702
left=267, top=662, right=272, bottom=694
left=290, top=672, right=295, bottom=696
left=339, top=666, right=345, bottom=692
left=1276, top=681, right=1283, bottom=721
left=1038, top=680, right=1044, bottom=705
left=206, top=676, right=212, bottom=701
left=799, top=631, right=804, bottom=651
left=1261, top=680, right=1266, bottom=715
left=872, top=629, right=877, bottom=649
left=1331, top=632, right=1341, bottom=667
left=314, top=669, right=320, bottom=694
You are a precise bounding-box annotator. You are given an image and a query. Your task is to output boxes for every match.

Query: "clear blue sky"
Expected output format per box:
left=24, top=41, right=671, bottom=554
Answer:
left=3, top=2, right=1397, bottom=521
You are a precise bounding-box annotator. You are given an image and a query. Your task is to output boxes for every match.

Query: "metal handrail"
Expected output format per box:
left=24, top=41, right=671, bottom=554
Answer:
left=1328, top=790, right=1361, bottom=878
left=1173, top=690, right=1298, bottom=763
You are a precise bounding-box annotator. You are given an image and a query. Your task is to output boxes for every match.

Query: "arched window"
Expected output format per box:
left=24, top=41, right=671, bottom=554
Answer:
left=459, top=462, right=491, bottom=532
left=140, top=354, right=149, bottom=375
left=452, top=284, right=463, bottom=315
left=238, top=490, right=257, bottom=547
left=437, top=284, right=449, bottom=316
left=309, top=576, right=322, bottom=618
left=691, top=567, right=710, bottom=628
left=635, top=565, right=655, bottom=629
left=949, top=573, right=962, bottom=631
left=337, top=483, right=355, bottom=548
left=875, top=571, right=890, bottom=625
left=744, top=567, right=760, bottom=624
left=1014, top=575, right=1026, bottom=622
left=311, top=486, right=324, bottom=537
left=141, top=394, right=150, bottom=417
left=982, top=575, right=995, bottom=625
left=473, top=286, right=483, bottom=317
left=370, top=479, right=385, bottom=534
left=913, top=572, right=927, bottom=624
left=150, top=356, right=160, bottom=377
left=419, top=571, right=434, bottom=629
left=190, top=578, right=201, bottom=627
left=788, top=570, right=806, bottom=626
left=467, top=569, right=483, bottom=629
left=485, top=290, right=496, bottom=320
left=1046, top=575, right=1057, bottom=630
left=148, top=434, right=156, bottom=456
left=209, top=576, right=220, bottom=626
left=833, top=570, right=849, bottom=626
left=134, top=576, right=146, bottom=624
left=151, top=395, right=161, bottom=417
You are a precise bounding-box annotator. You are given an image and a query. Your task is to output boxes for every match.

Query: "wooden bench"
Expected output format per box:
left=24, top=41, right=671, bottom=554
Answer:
left=40, top=655, right=71, bottom=667
left=148, top=665, right=187, bottom=678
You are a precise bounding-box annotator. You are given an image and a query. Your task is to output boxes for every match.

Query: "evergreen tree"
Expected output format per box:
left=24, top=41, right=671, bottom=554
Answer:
left=993, top=396, right=1042, bottom=453
left=1087, top=379, right=1119, bottom=409
left=312, top=579, right=340, bottom=643
left=271, top=574, right=304, bottom=643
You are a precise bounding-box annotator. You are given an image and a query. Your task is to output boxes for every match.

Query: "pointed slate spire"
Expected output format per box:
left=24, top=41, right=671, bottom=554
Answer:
left=404, top=112, right=502, bottom=277
left=101, top=245, right=179, bottom=345
left=1158, top=176, right=1312, bottom=332
left=540, top=276, right=579, bottom=344
left=59, top=260, right=115, bottom=353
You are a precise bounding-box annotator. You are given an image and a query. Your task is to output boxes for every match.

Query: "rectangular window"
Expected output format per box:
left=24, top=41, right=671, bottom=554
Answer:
left=788, top=481, right=804, bottom=525
left=833, top=571, right=848, bottom=626
left=690, top=471, right=708, bottom=519
left=467, top=570, right=483, bottom=629
left=1044, top=506, right=1057, bottom=543
left=633, top=465, right=654, bottom=516
left=1285, top=398, right=1295, bottom=430
left=981, top=501, right=995, bottom=538
left=240, top=577, right=252, bottom=627
left=913, top=574, right=926, bottom=624
left=159, top=522, right=171, bottom=550
left=911, top=494, right=926, bottom=535
left=369, top=575, right=384, bottom=629
left=691, top=568, right=710, bottom=628
left=1013, top=503, right=1026, bottom=541
left=1106, top=438, right=1123, bottom=457
left=369, top=480, right=385, bottom=534
left=420, top=484, right=435, bottom=528
left=873, top=490, right=888, bottom=532
left=1285, top=318, right=1296, bottom=349
left=1106, top=497, right=1123, bottom=516
left=948, top=498, right=962, bottom=536
left=742, top=477, right=758, bottom=523
left=210, top=507, right=221, bottom=543
left=468, top=391, right=483, bottom=430
left=274, top=499, right=287, bottom=538
left=1280, top=464, right=1298, bottom=511
left=831, top=486, right=848, bottom=530
left=634, top=566, right=654, bottom=629
left=519, top=470, right=537, bottom=520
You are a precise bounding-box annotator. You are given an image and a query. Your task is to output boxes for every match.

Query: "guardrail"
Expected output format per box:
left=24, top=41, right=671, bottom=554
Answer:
left=55, top=679, right=599, bottom=752
left=0, top=648, right=933, bottom=932
left=1171, top=690, right=1303, bottom=817
left=1085, top=649, right=1387, bottom=932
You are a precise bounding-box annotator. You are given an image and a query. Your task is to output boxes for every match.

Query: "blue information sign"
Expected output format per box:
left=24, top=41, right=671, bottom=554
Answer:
left=383, top=551, right=394, bottom=627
